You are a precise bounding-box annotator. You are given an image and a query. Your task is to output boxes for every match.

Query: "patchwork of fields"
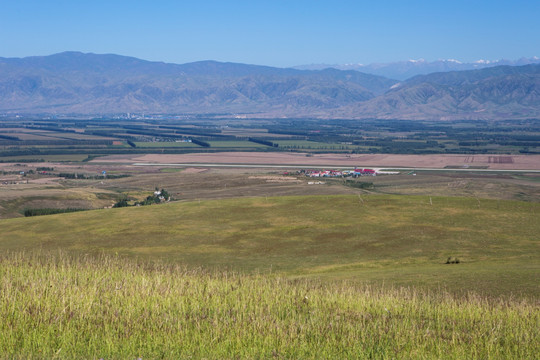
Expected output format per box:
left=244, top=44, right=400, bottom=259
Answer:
left=2, top=118, right=540, bottom=161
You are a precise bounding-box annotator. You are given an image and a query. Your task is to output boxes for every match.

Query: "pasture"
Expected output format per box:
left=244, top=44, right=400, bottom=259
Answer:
left=133, top=141, right=200, bottom=148
left=1, top=194, right=538, bottom=298
left=1, top=251, right=537, bottom=359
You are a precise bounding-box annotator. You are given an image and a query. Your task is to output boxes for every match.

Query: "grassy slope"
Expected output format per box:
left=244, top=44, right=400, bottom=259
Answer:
left=1, top=194, right=538, bottom=298
left=1, top=252, right=538, bottom=359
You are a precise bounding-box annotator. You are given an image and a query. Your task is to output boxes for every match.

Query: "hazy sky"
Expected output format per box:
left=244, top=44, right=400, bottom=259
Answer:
left=1, top=0, right=539, bottom=67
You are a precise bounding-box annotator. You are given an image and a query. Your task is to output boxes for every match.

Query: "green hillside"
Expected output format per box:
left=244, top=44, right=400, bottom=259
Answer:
left=1, top=252, right=537, bottom=359
left=1, top=194, right=538, bottom=297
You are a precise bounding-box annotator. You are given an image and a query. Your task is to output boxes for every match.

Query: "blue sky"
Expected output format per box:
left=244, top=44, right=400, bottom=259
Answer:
left=1, top=0, right=539, bottom=67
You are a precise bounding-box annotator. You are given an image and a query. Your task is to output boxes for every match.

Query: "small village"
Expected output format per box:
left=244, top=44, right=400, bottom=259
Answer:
left=301, top=168, right=377, bottom=178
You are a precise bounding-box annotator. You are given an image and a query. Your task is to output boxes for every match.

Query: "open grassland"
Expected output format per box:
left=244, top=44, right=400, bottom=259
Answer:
left=133, top=141, right=200, bottom=148
left=342, top=172, right=540, bottom=202
left=1, top=251, right=538, bottom=359
left=0, top=128, right=116, bottom=141
left=0, top=184, right=120, bottom=219
left=1, top=194, right=538, bottom=298
left=0, top=154, right=90, bottom=162
left=208, top=140, right=269, bottom=148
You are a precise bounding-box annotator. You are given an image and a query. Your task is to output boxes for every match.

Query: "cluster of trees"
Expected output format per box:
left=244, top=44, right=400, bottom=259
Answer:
left=23, top=208, right=86, bottom=217
left=113, top=188, right=171, bottom=208
left=262, top=119, right=540, bottom=154
left=23, top=126, right=76, bottom=133
left=0, top=140, right=113, bottom=146
left=59, top=173, right=130, bottom=180
left=248, top=138, right=278, bottom=147
left=0, top=134, right=20, bottom=141
left=190, top=139, right=210, bottom=147
left=343, top=180, right=374, bottom=189
left=0, top=159, right=45, bottom=163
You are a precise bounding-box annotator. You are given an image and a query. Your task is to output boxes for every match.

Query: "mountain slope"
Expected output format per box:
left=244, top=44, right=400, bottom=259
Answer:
left=0, top=52, right=539, bottom=120
left=348, top=64, right=540, bottom=120
left=0, top=52, right=397, bottom=115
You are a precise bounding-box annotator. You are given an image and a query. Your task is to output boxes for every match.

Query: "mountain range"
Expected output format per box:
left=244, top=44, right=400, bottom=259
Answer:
left=294, top=57, right=540, bottom=81
left=0, top=52, right=539, bottom=120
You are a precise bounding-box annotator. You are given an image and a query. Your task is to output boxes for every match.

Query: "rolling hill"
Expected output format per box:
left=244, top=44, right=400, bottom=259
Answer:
left=1, top=194, right=538, bottom=297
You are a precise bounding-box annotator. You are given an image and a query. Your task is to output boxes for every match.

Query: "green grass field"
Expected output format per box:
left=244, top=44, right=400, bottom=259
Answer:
left=274, top=139, right=354, bottom=149
left=0, top=154, right=91, bottom=162
left=1, top=194, right=538, bottom=298
left=133, top=141, right=200, bottom=148
left=0, top=251, right=537, bottom=359
left=1, top=194, right=539, bottom=357
left=208, top=140, right=269, bottom=148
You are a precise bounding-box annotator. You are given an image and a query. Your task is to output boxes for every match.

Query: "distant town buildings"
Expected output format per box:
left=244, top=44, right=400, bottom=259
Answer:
left=303, top=168, right=377, bottom=177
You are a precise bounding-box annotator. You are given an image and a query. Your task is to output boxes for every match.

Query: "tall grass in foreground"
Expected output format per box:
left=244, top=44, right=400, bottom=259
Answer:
left=1, top=252, right=538, bottom=359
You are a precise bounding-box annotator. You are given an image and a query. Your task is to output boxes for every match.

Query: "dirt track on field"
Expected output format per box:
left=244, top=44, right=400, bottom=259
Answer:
left=94, top=152, right=540, bottom=170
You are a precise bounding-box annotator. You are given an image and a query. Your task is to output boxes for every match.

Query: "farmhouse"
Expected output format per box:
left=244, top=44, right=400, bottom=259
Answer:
left=304, top=168, right=377, bottom=178
left=354, top=168, right=376, bottom=176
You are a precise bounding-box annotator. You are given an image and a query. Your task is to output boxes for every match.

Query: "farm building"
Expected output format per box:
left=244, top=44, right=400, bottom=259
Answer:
left=304, top=168, right=376, bottom=178
left=353, top=168, right=376, bottom=176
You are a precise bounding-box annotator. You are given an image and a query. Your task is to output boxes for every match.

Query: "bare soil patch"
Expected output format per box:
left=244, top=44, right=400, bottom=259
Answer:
left=248, top=175, right=303, bottom=183
left=182, top=167, right=209, bottom=174
left=94, top=152, right=540, bottom=170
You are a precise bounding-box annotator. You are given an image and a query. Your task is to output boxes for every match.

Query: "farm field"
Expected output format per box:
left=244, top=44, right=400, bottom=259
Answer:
left=133, top=141, right=200, bottom=148
left=273, top=139, right=355, bottom=150
left=94, top=151, right=540, bottom=170
left=2, top=118, right=539, bottom=159
left=208, top=140, right=269, bottom=148
left=0, top=154, right=92, bottom=162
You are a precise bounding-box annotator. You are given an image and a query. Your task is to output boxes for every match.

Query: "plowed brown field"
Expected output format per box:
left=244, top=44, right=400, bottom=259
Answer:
left=95, top=152, right=540, bottom=170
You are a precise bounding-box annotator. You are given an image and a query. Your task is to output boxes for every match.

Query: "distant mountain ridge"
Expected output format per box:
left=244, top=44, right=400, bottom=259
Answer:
left=347, top=64, right=540, bottom=120
left=0, top=52, right=539, bottom=120
left=294, top=57, right=540, bottom=81
left=0, top=52, right=396, bottom=116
